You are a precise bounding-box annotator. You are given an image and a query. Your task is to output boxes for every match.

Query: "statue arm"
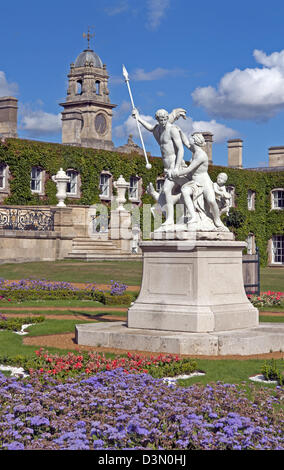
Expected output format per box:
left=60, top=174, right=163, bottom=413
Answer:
left=132, top=108, right=155, bottom=132
left=171, top=126, right=184, bottom=169
left=177, top=154, right=204, bottom=177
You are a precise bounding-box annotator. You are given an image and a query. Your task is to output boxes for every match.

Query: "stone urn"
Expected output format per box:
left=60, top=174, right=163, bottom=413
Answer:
left=52, top=168, right=70, bottom=207
left=113, top=175, right=130, bottom=211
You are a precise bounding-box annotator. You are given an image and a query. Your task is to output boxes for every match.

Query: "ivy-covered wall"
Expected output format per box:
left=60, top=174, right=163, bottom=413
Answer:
left=0, top=138, right=283, bottom=266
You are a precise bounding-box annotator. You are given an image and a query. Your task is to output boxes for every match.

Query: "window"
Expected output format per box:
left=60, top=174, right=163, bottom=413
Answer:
left=272, top=235, right=284, bottom=264
left=157, top=179, right=165, bottom=193
left=99, top=173, right=111, bottom=198
left=0, top=164, right=6, bottom=189
left=226, top=186, right=235, bottom=207
left=246, top=233, right=255, bottom=255
left=272, top=189, right=284, bottom=209
left=247, top=190, right=255, bottom=211
left=76, top=80, right=82, bottom=95
left=129, top=176, right=139, bottom=200
left=66, top=170, right=78, bottom=196
left=30, top=167, right=43, bottom=193
left=95, top=80, right=100, bottom=94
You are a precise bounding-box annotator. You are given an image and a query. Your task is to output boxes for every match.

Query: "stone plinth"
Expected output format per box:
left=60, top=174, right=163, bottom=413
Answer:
left=127, top=239, right=258, bottom=333
left=75, top=237, right=284, bottom=355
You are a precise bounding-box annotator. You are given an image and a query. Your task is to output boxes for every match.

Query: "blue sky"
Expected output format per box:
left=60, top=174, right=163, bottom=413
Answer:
left=1, top=0, right=284, bottom=167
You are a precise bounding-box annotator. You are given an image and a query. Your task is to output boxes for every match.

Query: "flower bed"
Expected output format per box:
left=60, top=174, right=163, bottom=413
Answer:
left=0, top=369, right=283, bottom=450
left=247, top=291, right=284, bottom=308
left=0, top=278, right=131, bottom=304
left=0, top=349, right=198, bottom=380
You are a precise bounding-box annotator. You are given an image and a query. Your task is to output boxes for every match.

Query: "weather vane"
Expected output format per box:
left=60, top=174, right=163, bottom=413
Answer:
left=83, top=26, right=95, bottom=50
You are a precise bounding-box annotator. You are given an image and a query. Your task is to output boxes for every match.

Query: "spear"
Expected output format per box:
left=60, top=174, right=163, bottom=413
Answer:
left=122, top=65, right=152, bottom=169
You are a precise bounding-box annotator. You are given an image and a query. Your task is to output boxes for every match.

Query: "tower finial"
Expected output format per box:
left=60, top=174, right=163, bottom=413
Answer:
left=83, top=26, right=95, bottom=50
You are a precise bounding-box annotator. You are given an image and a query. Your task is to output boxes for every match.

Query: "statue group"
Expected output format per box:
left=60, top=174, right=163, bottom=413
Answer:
left=132, top=107, right=231, bottom=232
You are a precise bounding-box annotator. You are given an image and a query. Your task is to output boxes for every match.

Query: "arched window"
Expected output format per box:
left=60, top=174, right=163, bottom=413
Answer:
left=95, top=80, right=101, bottom=94
left=271, top=189, right=284, bottom=209
left=76, top=80, right=82, bottom=95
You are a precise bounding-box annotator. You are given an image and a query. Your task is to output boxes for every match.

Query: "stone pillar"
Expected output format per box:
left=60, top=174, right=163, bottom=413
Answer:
left=0, top=97, right=18, bottom=138
left=61, top=110, right=82, bottom=146
left=228, top=139, right=243, bottom=168
left=202, top=132, right=213, bottom=164
left=268, top=147, right=284, bottom=167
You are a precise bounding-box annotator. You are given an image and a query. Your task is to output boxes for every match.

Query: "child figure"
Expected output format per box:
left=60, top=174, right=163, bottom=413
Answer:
left=213, top=172, right=231, bottom=216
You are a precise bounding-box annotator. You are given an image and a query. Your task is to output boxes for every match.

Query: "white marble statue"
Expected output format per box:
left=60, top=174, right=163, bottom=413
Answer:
left=213, top=172, right=232, bottom=216
left=132, top=107, right=229, bottom=232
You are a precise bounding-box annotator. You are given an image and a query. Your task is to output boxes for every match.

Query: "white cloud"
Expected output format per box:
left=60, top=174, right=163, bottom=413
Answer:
left=114, top=113, right=238, bottom=144
left=0, top=71, right=18, bottom=96
left=20, top=106, right=61, bottom=136
left=146, top=0, right=170, bottom=30
left=192, top=48, right=284, bottom=121
left=114, top=114, right=156, bottom=141
left=105, top=0, right=129, bottom=16
left=132, top=67, right=185, bottom=81
left=113, top=100, right=132, bottom=120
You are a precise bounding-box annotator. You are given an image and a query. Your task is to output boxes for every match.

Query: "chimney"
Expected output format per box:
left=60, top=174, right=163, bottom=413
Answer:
left=268, top=147, right=284, bottom=167
left=202, top=132, right=213, bottom=164
left=0, top=96, right=18, bottom=138
left=228, top=139, right=243, bottom=168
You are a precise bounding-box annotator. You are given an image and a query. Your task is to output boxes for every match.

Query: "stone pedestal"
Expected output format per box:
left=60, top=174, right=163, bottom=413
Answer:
left=127, top=240, right=258, bottom=333
left=76, top=236, right=284, bottom=355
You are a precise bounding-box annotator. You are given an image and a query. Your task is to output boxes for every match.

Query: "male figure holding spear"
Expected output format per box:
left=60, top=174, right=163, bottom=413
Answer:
left=132, top=107, right=186, bottom=227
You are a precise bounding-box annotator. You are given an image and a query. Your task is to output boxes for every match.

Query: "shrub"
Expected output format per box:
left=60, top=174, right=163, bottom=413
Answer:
left=104, top=293, right=133, bottom=305
left=261, top=359, right=283, bottom=385
left=0, top=316, right=45, bottom=331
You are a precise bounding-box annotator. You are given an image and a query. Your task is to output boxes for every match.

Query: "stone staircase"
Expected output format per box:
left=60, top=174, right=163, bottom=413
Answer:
left=65, top=237, right=141, bottom=260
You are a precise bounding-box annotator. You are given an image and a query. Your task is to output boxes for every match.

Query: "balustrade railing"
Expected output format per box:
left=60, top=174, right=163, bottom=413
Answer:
left=0, top=207, right=54, bottom=231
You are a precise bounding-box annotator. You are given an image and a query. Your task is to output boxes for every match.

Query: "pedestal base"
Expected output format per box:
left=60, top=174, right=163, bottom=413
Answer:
left=128, top=240, right=258, bottom=333
left=75, top=322, right=284, bottom=356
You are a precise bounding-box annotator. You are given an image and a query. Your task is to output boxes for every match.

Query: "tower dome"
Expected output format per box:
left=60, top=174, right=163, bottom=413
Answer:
left=74, top=49, right=103, bottom=68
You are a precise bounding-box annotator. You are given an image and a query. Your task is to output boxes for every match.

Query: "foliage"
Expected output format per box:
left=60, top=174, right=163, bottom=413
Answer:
left=261, top=359, right=283, bottom=385
left=247, top=291, right=284, bottom=308
left=0, top=369, right=283, bottom=450
left=0, top=315, right=44, bottom=331
left=0, top=278, right=132, bottom=304
left=0, top=139, right=283, bottom=265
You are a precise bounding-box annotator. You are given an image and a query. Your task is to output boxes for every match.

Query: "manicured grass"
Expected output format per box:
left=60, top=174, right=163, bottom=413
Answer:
left=0, top=299, right=104, bottom=308
left=0, top=260, right=143, bottom=286
left=26, top=319, right=91, bottom=336
left=179, top=358, right=284, bottom=389
left=259, top=305, right=284, bottom=312
left=260, top=267, right=284, bottom=292
left=259, top=315, right=284, bottom=323
left=0, top=309, right=127, bottom=317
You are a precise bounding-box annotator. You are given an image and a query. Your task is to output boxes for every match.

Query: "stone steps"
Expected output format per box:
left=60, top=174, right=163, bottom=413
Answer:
left=65, top=237, right=141, bottom=260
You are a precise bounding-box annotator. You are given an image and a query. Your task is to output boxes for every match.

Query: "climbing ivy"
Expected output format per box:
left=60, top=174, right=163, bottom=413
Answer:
left=0, top=138, right=283, bottom=266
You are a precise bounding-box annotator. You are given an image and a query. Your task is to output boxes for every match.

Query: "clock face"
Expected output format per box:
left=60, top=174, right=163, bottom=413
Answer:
left=95, top=113, right=107, bottom=135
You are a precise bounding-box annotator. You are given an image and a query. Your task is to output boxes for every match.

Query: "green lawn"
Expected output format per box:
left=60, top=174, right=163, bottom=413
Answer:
left=260, top=267, right=284, bottom=292
left=0, top=260, right=143, bottom=286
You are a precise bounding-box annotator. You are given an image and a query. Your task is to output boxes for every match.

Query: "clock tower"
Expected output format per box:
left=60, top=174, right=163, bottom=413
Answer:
left=60, top=31, right=116, bottom=150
